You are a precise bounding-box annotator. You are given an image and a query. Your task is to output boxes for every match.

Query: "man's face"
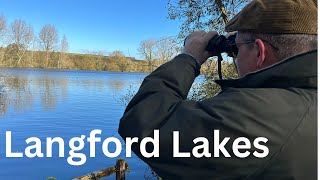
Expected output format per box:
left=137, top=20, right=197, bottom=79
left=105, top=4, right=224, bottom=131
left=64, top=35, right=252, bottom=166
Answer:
left=234, top=33, right=258, bottom=77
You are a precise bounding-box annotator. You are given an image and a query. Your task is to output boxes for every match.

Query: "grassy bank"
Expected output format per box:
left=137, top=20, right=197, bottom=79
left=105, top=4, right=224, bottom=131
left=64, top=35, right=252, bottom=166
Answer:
left=0, top=49, right=151, bottom=73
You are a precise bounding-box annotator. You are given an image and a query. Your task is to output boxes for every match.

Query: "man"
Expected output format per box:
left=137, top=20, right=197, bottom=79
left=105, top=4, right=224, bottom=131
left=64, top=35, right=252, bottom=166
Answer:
left=118, top=0, right=317, bottom=179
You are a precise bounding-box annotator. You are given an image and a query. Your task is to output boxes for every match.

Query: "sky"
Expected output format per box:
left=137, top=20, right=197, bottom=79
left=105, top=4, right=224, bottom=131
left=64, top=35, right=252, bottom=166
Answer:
left=0, top=0, right=182, bottom=59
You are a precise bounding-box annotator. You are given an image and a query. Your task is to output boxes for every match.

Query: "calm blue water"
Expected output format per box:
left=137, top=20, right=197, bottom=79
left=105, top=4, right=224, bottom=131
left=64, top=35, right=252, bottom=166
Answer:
left=0, top=68, right=204, bottom=180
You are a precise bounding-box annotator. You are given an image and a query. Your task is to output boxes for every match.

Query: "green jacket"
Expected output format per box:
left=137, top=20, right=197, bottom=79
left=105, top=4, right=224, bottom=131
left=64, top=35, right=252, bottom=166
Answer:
left=118, top=50, right=317, bottom=180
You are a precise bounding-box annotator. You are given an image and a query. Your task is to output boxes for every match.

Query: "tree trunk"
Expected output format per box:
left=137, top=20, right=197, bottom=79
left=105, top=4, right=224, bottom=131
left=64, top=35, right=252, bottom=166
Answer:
left=215, top=0, right=229, bottom=24
left=46, top=51, right=49, bottom=67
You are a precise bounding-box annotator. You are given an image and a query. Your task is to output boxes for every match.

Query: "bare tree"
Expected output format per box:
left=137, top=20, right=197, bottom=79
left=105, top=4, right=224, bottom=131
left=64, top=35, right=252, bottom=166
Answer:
left=110, top=50, right=125, bottom=57
left=39, top=24, right=59, bottom=66
left=155, top=37, right=179, bottom=66
left=60, top=34, right=69, bottom=53
left=0, top=15, right=7, bottom=64
left=0, top=15, right=6, bottom=42
left=138, top=39, right=157, bottom=72
left=9, top=19, right=34, bottom=65
left=59, top=34, right=69, bottom=68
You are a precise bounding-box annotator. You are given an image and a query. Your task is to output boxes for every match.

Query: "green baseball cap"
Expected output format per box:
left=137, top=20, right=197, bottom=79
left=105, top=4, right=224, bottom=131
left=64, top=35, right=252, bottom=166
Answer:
left=225, top=0, right=317, bottom=34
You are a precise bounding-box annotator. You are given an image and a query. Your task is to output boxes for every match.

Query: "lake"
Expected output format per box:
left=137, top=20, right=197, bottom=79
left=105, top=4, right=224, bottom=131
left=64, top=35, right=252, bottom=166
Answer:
left=0, top=68, right=204, bottom=180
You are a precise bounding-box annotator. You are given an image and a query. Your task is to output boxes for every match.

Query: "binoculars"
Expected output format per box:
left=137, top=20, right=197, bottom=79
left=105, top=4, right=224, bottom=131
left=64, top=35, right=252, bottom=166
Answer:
left=206, top=33, right=237, bottom=57
left=205, top=33, right=237, bottom=79
left=183, top=32, right=238, bottom=79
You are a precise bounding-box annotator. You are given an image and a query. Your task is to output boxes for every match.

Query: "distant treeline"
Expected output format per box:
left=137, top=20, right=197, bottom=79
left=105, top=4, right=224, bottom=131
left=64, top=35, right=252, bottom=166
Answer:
left=0, top=14, right=165, bottom=73
left=0, top=48, right=152, bottom=72
left=0, top=13, right=185, bottom=73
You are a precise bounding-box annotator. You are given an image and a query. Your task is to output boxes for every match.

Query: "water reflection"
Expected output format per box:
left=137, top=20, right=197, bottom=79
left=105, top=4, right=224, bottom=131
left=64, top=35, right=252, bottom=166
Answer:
left=5, top=77, right=34, bottom=112
left=107, top=80, right=126, bottom=92
left=0, top=69, right=141, bottom=116
left=0, top=90, right=6, bottom=116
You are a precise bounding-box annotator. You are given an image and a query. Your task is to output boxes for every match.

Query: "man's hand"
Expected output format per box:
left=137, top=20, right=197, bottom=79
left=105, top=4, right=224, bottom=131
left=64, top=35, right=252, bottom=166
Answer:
left=182, top=30, right=218, bottom=65
left=226, top=31, right=237, bottom=38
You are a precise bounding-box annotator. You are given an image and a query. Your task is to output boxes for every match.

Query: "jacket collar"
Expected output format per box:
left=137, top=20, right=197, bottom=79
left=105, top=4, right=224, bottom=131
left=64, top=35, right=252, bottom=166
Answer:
left=215, top=50, right=317, bottom=90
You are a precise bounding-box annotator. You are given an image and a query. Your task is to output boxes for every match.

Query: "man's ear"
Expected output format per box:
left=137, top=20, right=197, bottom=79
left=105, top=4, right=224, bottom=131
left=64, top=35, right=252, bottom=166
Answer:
left=255, top=39, right=266, bottom=68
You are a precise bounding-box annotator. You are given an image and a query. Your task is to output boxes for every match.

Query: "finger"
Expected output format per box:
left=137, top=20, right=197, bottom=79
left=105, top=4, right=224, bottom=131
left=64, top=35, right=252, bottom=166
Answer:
left=184, top=30, right=206, bottom=46
left=226, top=31, right=237, bottom=38
left=202, top=31, right=218, bottom=43
left=198, top=30, right=206, bottom=36
left=184, top=33, right=191, bottom=46
left=184, top=32, right=194, bottom=46
left=190, top=30, right=206, bottom=37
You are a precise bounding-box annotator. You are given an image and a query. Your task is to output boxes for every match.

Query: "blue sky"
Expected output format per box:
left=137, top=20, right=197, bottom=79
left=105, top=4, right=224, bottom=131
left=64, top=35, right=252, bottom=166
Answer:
left=0, top=0, right=182, bottom=59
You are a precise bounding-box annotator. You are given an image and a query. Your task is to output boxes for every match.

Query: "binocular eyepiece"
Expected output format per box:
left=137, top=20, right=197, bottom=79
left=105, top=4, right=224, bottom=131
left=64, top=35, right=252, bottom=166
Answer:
left=206, top=34, right=237, bottom=57
left=183, top=32, right=238, bottom=79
